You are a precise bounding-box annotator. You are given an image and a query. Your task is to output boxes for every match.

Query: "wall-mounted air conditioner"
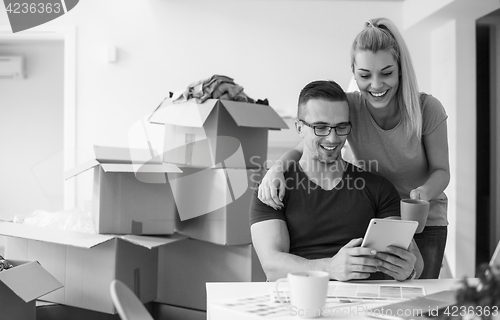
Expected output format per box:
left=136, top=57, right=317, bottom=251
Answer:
left=0, top=56, right=25, bottom=79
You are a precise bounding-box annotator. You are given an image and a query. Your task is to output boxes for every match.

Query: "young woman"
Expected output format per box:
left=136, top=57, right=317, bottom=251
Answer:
left=258, top=18, right=450, bottom=279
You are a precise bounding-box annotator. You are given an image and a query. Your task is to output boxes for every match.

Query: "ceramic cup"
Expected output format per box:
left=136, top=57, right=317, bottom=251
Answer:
left=275, top=270, right=329, bottom=318
left=400, top=199, right=430, bottom=234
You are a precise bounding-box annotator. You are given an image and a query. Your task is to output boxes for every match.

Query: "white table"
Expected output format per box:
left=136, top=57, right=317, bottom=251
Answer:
left=206, top=279, right=465, bottom=319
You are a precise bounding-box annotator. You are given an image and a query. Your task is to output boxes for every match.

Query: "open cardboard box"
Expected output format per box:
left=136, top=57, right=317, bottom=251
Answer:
left=65, top=145, right=182, bottom=235
left=36, top=302, right=124, bottom=320
left=149, top=98, right=288, bottom=169
left=0, top=222, right=185, bottom=314
left=0, top=259, right=62, bottom=320
left=153, top=303, right=206, bottom=320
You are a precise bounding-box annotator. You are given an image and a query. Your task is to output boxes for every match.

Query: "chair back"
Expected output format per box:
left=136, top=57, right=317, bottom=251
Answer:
left=110, top=279, right=154, bottom=320
left=490, top=239, right=500, bottom=268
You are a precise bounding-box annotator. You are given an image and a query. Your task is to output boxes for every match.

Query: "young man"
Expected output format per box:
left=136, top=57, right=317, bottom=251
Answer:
left=250, top=80, right=423, bottom=281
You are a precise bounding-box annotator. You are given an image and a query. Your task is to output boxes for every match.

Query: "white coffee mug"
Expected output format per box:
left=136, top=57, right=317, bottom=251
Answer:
left=275, top=270, right=329, bottom=318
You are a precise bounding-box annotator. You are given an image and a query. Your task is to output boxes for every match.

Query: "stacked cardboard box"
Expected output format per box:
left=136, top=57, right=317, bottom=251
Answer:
left=150, top=98, right=288, bottom=313
left=156, top=237, right=265, bottom=311
left=36, top=302, right=126, bottom=320
left=151, top=98, right=287, bottom=245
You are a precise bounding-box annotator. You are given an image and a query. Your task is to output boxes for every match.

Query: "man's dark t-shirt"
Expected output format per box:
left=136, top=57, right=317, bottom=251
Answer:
left=250, top=162, right=401, bottom=260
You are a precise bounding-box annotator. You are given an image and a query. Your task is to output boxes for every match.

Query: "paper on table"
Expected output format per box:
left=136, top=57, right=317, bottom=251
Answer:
left=211, top=294, right=373, bottom=319
left=210, top=284, right=426, bottom=319
left=270, top=283, right=426, bottom=303
left=214, top=294, right=289, bottom=318
left=367, top=290, right=457, bottom=320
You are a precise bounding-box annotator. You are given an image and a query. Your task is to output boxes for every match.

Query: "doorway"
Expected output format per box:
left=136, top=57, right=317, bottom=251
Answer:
left=0, top=40, right=64, bottom=218
left=0, top=26, right=75, bottom=255
left=476, top=10, right=500, bottom=267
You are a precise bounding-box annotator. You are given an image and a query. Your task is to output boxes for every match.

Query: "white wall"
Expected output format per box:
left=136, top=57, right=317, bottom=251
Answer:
left=403, top=0, right=455, bottom=28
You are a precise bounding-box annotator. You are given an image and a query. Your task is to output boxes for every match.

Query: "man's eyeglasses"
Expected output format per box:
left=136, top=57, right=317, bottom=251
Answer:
left=299, top=120, right=352, bottom=136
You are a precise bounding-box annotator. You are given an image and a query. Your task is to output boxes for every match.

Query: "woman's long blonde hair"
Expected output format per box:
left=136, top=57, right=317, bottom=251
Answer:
left=350, top=18, right=422, bottom=140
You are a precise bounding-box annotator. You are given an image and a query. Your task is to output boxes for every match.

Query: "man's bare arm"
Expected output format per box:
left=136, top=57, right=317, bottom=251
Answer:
left=251, top=219, right=381, bottom=281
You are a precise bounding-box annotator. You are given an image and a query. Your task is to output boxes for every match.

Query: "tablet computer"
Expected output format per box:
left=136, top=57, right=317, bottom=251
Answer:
left=361, top=218, right=418, bottom=252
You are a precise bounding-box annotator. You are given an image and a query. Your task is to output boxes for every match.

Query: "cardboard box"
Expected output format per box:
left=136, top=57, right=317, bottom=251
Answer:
left=156, top=238, right=266, bottom=310
left=65, top=145, right=182, bottom=235
left=149, top=98, right=288, bottom=169
left=169, top=166, right=262, bottom=245
left=0, top=222, right=185, bottom=314
left=0, top=260, right=62, bottom=320
left=153, top=303, right=206, bottom=320
left=36, top=302, right=131, bottom=320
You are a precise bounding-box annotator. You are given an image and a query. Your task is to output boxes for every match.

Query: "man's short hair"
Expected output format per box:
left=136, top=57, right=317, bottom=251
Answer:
left=297, top=80, right=347, bottom=119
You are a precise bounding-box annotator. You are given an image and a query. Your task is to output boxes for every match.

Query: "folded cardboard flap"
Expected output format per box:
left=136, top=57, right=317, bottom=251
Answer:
left=172, top=167, right=262, bottom=245
left=99, top=163, right=180, bottom=174
left=64, top=146, right=182, bottom=180
left=0, top=222, right=185, bottom=249
left=93, top=145, right=160, bottom=164
left=63, top=159, right=99, bottom=180
left=151, top=99, right=217, bottom=127
left=219, top=100, right=288, bottom=130
left=0, top=260, right=62, bottom=302
left=149, top=98, right=288, bottom=130
left=0, top=222, right=112, bottom=248
left=169, top=166, right=248, bottom=222
left=119, top=234, right=187, bottom=250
